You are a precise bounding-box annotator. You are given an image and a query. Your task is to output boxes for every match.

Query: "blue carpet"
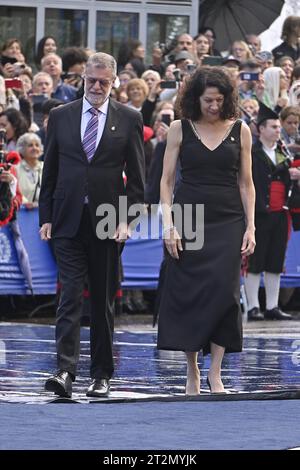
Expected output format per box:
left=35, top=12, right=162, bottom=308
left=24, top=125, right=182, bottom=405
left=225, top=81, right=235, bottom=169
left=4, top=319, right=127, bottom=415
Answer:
left=0, top=400, right=300, bottom=450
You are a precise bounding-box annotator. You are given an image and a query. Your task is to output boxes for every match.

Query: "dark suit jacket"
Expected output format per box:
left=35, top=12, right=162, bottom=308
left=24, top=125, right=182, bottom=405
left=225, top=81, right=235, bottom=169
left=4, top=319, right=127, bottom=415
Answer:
left=39, top=98, right=145, bottom=238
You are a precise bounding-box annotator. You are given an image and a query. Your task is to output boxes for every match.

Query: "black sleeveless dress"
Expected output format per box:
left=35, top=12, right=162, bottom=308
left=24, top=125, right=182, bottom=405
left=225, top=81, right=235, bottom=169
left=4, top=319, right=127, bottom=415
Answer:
left=157, top=119, right=245, bottom=354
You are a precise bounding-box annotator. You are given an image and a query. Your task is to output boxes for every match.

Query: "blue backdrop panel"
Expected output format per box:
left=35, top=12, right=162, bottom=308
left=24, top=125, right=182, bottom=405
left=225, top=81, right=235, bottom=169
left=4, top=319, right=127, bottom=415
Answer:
left=1, top=209, right=300, bottom=294
left=283, top=228, right=300, bottom=287
left=0, top=224, right=27, bottom=293
left=0, top=208, right=57, bottom=295
left=122, top=237, right=163, bottom=288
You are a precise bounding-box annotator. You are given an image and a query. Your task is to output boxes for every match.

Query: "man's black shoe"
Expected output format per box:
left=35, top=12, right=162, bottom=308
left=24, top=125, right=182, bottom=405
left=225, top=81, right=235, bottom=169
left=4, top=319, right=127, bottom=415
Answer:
left=86, top=379, right=110, bottom=397
left=45, top=371, right=73, bottom=398
left=247, top=307, right=264, bottom=321
left=264, top=307, right=293, bottom=320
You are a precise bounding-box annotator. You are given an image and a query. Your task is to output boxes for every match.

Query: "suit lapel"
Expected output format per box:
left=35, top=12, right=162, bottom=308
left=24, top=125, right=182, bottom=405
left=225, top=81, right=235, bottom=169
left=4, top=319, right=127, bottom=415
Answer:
left=68, top=98, right=87, bottom=161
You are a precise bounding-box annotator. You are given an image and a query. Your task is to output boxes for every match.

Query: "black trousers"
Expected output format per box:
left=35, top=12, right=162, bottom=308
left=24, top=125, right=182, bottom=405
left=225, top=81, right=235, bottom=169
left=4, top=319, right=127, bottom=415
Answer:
left=53, top=206, right=120, bottom=380
left=247, top=211, right=289, bottom=274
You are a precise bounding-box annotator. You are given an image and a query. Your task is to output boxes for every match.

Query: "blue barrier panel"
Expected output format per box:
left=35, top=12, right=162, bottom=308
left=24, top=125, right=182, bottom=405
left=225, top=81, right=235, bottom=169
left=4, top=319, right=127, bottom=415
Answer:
left=1, top=208, right=300, bottom=293
left=0, top=208, right=57, bottom=295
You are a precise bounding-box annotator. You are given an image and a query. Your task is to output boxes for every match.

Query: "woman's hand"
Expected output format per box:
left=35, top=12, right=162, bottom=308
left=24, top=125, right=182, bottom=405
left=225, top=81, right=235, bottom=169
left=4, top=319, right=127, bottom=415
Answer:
left=148, top=80, right=162, bottom=102
left=113, top=222, right=131, bottom=243
left=164, top=227, right=183, bottom=259
left=241, top=227, right=256, bottom=256
left=156, top=122, right=170, bottom=142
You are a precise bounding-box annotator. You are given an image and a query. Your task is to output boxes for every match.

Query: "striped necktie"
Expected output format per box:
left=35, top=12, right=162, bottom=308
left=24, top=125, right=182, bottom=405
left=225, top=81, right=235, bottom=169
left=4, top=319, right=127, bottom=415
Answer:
left=82, top=107, right=99, bottom=161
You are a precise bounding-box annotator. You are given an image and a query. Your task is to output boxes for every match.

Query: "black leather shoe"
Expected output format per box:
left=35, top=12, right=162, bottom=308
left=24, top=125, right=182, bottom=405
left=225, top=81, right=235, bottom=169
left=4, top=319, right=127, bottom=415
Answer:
left=45, top=371, right=73, bottom=398
left=264, top=307, right=293, bottom=320
left=247, top=307, right=264, bottom=321
left=86, top=379, right=110, bottom=397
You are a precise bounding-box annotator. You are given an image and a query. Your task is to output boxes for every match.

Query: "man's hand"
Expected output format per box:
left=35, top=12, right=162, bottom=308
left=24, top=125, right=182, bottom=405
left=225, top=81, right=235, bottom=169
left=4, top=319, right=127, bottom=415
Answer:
left=40, top=223, right=52, bottom=241
left=113, top=222, right=131, bottom=243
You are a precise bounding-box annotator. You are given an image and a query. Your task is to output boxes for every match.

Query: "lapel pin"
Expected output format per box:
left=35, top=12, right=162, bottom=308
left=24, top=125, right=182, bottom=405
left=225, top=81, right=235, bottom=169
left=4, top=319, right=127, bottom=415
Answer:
left=111, top=126, right=116, bottom=131
left=230, top=136, right=235, bottom=141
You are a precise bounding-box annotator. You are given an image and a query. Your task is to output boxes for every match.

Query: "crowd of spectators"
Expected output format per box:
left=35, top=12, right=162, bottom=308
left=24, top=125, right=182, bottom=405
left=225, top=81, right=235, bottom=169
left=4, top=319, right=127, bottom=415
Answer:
left=1, top=15, right=300, bottom=314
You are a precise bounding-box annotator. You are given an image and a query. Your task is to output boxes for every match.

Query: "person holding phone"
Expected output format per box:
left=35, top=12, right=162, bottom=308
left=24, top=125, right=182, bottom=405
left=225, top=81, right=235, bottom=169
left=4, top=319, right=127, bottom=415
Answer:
left=238, top=60, right=266, bottom=105
left=157, top=67, right=255, bottom=394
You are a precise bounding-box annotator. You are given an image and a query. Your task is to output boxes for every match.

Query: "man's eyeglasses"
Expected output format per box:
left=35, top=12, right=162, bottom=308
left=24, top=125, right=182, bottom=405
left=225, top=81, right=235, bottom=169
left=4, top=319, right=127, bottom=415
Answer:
left=85, top=76, right=113, bottom=87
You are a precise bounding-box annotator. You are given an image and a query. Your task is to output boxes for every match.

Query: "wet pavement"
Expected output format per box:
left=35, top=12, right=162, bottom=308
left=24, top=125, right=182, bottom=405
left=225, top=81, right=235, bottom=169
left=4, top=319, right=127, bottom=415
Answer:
left=0, top=316, right=299, bottom=403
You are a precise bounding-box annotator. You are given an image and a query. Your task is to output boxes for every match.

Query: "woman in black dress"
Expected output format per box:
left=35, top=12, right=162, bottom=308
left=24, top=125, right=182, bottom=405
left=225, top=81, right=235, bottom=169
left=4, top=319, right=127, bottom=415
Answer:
left=158, top=67, right=256, bottom=395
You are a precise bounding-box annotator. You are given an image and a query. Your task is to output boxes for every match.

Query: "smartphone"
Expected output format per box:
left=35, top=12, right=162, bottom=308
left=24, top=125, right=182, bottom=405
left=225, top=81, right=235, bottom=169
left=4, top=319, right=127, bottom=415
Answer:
left=61, top=72, right=82, bottom=80
left=13, top=63, right=26, bottom=75
left=187, top=63, right=197, bottom=74
left=1, top=55, right=17, bottom=67
left=160, top=80, right=177, bottom=89
left=4, top=78, right=23, bottom=89
left=239, top=72, right=259, bottom=81
left=161, top=114, right=171, bottom=126
left=202, top=56, right=223, bottom=66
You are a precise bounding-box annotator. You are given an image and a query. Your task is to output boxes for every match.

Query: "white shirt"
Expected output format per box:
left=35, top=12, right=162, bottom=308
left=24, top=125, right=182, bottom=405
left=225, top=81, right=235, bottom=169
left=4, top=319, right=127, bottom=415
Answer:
left=263, top=144, right=277, bottom=165
left=80, top=96, right=109, bottom=149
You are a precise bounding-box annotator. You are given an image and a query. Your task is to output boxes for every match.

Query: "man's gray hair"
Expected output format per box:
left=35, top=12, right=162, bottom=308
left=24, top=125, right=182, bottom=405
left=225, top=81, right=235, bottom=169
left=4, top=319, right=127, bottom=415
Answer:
left=86, top=52, right=117, bottom=78
left=41, top=53, right=62, bottom=68
left=16, top=132, right=43, bottom=157
left=32, top=71, right=53, bottom=88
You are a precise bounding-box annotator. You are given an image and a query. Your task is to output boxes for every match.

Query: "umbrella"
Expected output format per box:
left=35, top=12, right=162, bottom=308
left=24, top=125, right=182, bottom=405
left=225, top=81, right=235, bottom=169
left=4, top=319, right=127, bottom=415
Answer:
left=199, top=0, right=284, bottom=52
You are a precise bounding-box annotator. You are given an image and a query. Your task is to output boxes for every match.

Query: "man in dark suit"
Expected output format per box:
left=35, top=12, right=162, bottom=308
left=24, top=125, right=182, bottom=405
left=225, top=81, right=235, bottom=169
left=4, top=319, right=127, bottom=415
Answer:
left=39, top=52, right=145, bottom=398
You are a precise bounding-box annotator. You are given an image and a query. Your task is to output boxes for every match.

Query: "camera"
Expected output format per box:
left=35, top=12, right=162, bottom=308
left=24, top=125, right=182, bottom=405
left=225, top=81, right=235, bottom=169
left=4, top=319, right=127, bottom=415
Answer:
left=186, top=63, right=197, bottom=74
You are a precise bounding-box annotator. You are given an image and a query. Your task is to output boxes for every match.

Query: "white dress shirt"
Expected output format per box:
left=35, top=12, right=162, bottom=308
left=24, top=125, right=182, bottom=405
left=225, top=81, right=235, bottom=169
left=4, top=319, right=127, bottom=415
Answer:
left=262, top=143, right=277, bottom=165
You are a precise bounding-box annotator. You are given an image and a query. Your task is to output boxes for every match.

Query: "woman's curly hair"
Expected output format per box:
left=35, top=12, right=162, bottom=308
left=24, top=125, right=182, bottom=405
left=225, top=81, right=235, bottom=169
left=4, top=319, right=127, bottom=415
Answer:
left=176, top=66, right=239, bottom=121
